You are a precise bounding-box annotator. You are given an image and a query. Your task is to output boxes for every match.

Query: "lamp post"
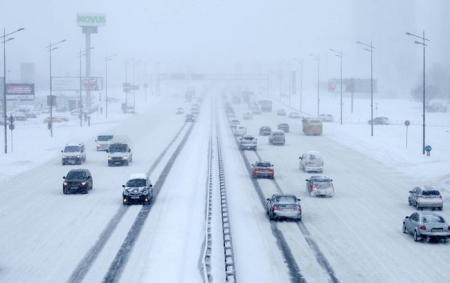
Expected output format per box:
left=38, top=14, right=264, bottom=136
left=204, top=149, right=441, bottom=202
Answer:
left=406, top=31, right=429, bottom=155
left=330, top=49, right=343, bottom=125
left=47, top=39, right=66, bottom=137
left=293, top=58, right=303, bottom=113
left=356, top=40, right=375, bottom=136
left=2, top=27, right=24, bottom=154
left=309, top=54, right=321, bottom=116
left=78, top=47, right=93, bottom=127
left=105, top=54, right=117, bottom=119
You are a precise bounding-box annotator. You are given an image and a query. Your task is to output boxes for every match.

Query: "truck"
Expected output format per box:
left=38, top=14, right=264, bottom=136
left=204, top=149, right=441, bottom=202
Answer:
left=302, top=118, right=323, bottom=136
left=258, top=100, right=273, bottom=112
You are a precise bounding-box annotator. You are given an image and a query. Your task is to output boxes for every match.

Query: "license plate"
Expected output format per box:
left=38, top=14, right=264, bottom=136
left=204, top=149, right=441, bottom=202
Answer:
left=71, top=186, right=78, bottom=190
left=130, top=196, right=140, bottom=199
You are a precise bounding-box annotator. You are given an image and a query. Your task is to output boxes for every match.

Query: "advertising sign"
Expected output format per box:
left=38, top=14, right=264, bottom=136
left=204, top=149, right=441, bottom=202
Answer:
left=52, top=77, right=103, bottom=91
left=6, top=83, right=34, bottom=95
left=77, top=13, right=106, bottom=27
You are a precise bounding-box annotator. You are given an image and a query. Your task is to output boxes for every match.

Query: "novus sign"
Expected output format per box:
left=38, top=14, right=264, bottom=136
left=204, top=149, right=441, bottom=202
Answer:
left=77, top=14, right=106, bottom=27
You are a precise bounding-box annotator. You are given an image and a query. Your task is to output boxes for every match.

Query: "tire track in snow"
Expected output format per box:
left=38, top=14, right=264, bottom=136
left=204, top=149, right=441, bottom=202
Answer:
left=68, top=122, right=188, bottom=283
left=254, top=150, right=339, bottom=283
left=102, top=121, right=194, bottom=283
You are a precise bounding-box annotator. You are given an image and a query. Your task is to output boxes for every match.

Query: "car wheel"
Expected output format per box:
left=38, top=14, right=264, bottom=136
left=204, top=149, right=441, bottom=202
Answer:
left=438, top=207, right=443, bottom=211
left=413, top=230, right=421, bottom=242
left=403, top=223, right=407, bottom=234
left=63, top=188, right=68, bottom=195
left=408, top=199, right=412, bottom=206
left=82, top=188, right=88, bottom=194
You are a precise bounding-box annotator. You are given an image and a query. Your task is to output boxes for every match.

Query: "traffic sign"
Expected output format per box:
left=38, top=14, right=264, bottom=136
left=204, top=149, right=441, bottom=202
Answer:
left=425, top=145, right=432, bottom=152
left=8, top=124, right=14, bottom=131
left=404, top=120, right=410, bottom=126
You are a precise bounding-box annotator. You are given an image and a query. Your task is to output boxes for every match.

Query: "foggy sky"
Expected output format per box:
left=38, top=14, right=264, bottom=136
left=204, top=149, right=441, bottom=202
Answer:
left=0, top=0, right=448, bottom=94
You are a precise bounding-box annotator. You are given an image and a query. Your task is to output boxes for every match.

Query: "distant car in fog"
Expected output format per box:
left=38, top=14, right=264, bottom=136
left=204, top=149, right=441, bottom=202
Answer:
left=122, top=173, right=153, bottom=205
left=299, top=151, right=323, bottom=173
left=288, top=112, right=301, bottom=119
left=426, top=102, right=447, bottom=113
left=63, top=169, right=93, bottom=194
left=403, top=212, right=450, bottom=242
left=277, top=123, right=290, bottom=133
left=408, top=186, right=443, bottom=210
left=269, top=130, right=285, bottom=145
left=243, top=112, right=253, bottom=120
left=230, top=119, right=240, bottom=127
left=306, top=176, right=335, bottom=197
left=319, top=114, right=334, bottom=122
left=176, top=107, right=184, bottom=114
left=185, top=114, right=196, bottom=122
left=251, top=161, right=274, bottom=179
left=266, top=194, right=302, bottom=221
left=277, top=109, right=286, bottom=116
left=233, top=126, right=247, bottom=137
left=368, top=116, right=389, bottom=125
left=259, top=126, right=271, bottom=136
left=238, top=135, right=257, bottom=150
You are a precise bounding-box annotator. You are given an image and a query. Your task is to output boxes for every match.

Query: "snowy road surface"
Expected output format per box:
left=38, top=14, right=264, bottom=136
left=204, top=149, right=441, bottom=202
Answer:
left=0, top=93, right=449, bottom=283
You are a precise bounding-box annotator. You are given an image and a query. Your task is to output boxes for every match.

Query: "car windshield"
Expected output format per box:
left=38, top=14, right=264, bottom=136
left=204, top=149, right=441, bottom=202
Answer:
left=97, top=135, right=113, bottom=141
left=422, top=190, right=440, bottom=196
left=243, top=136, right=254, bottom=140
left=306, top=154, right=320, bottom=161
left=64, top=146, right=81, bottom=152
left=126, top=179, right=146, bottom=187
left=109, top=144, right=128, bottom=153
left=422, top=215, right=445, bottom=223
left=274, top=195, right=296, bottom=203
left=256, top=162, right=271, bottom=167
left=273, top=133, right=284, bottom=136
left=66, top=171, right=86, bottom=180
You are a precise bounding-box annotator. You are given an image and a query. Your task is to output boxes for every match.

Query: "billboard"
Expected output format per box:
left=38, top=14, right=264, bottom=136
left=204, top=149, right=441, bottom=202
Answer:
left=52, top=77, right=103, bottom=91
left=328, top=78, right=378, bottom=94
left=77, top=13, right=106, bottom=27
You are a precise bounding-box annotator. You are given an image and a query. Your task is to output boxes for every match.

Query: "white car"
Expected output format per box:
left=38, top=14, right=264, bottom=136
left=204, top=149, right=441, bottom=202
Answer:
left=233, top=126, right=247, bottom=137
left=95, top=134, right=114, bottom=151
left=61, top=143, right=86, bottom=165
left=299, top=151, right=324, bottom=173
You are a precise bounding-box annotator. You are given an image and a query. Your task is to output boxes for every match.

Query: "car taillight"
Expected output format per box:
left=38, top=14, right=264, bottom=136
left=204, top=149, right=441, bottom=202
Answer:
left=448, top=226, right=450, bottom=231
left=419, top=225, right=427, bottom=230
left=273, top=205, right=280, bottom=210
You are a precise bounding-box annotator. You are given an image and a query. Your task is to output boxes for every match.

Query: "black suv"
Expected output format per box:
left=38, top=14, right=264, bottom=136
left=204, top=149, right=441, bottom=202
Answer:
left=63, top=169, right=93, bottom=194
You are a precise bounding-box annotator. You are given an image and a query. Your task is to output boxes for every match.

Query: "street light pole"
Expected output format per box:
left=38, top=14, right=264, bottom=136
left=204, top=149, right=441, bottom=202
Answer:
left=330, top=49, right=344, bottom=125
left=356, top=40, right=375, bottom=136
left=47, top=39, right=66, bottom=137
left=2, top=27, right=24, bottom=154
left=293, top=58, right=303, bottom=113
left=406, top=31, right=429, bottom=155
left=79, top=48, right=83, bottom=127
left=105, top=54, right=117, bottom=120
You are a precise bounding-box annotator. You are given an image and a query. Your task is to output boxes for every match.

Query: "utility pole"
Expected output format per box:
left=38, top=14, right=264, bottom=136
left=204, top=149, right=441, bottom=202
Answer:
left=356, top=40, right=375, bottom=136
left=406, top=30, right=429, bottom=155
left=2, top=27, right=24, bottom=154
left=47, top=39, right=66, bottom=137
left=330, top=49, right=344, bottom=124
left=309, top=54, right=321, bottom=116
left=105, top=54, right=116, bottom=119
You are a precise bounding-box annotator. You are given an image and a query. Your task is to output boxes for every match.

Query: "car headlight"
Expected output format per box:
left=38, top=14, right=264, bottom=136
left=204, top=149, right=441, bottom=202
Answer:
left=108, top=156, right=112, bottom=160
left=142, top=189, right=148, bottom=194
left=77, top=155, right=81, bottom=158
left=63, top=182, right=68, bottom=186
left=123, top=156, right=128, bottom=160
left=81, top=182, right=87, bottom=186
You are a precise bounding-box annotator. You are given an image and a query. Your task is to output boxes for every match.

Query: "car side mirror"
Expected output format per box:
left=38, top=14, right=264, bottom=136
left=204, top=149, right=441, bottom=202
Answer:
left=128, top=149, right=131, bottom=152
left=87, top=176, right=91, bottom=179
left=122, top=185, right=125, bottom=188
left=105, top=149, right=109, bottom=153
left=297, top=198, right=301, bottom=201
left=266, top=198, right=270, bottom=201
left=405, top=216, right=409, bottom=219
left=61, top=150, right=63, bottom=153
left=63, top=176, right=66, bottom=179
left=299, top=157, right=302, bottom=160
left=305, top=179, right=309, bottom=182
left=409, top=191, right=413, bottom=193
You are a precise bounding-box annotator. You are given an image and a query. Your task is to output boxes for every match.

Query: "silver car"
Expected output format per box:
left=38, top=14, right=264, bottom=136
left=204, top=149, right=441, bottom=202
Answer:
left=269, top=130, right=285, bottom=145
left=403, top=212, right=450, bottom=242
left=266, top=194, right=302, bottom=221
left=299, top=151, right=324, bottom=173
left=408, top=186, right=443, bottom=210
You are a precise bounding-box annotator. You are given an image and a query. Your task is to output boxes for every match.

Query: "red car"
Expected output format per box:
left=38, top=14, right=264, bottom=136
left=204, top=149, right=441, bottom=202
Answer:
left=251, top=161, right=274, bottom=179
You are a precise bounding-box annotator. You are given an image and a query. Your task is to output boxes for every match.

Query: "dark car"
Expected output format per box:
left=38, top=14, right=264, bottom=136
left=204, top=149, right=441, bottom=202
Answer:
left=63, top=169, right=93, bottom=194
left=185, top=114, right=196, bottom=122
left=259, top=126, right=271, bottom=136
left=122, top=173, right=153, bottom=205
left=277, top=123, right=290, bottom=133
left=368, top=116, right=389, bottom=125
